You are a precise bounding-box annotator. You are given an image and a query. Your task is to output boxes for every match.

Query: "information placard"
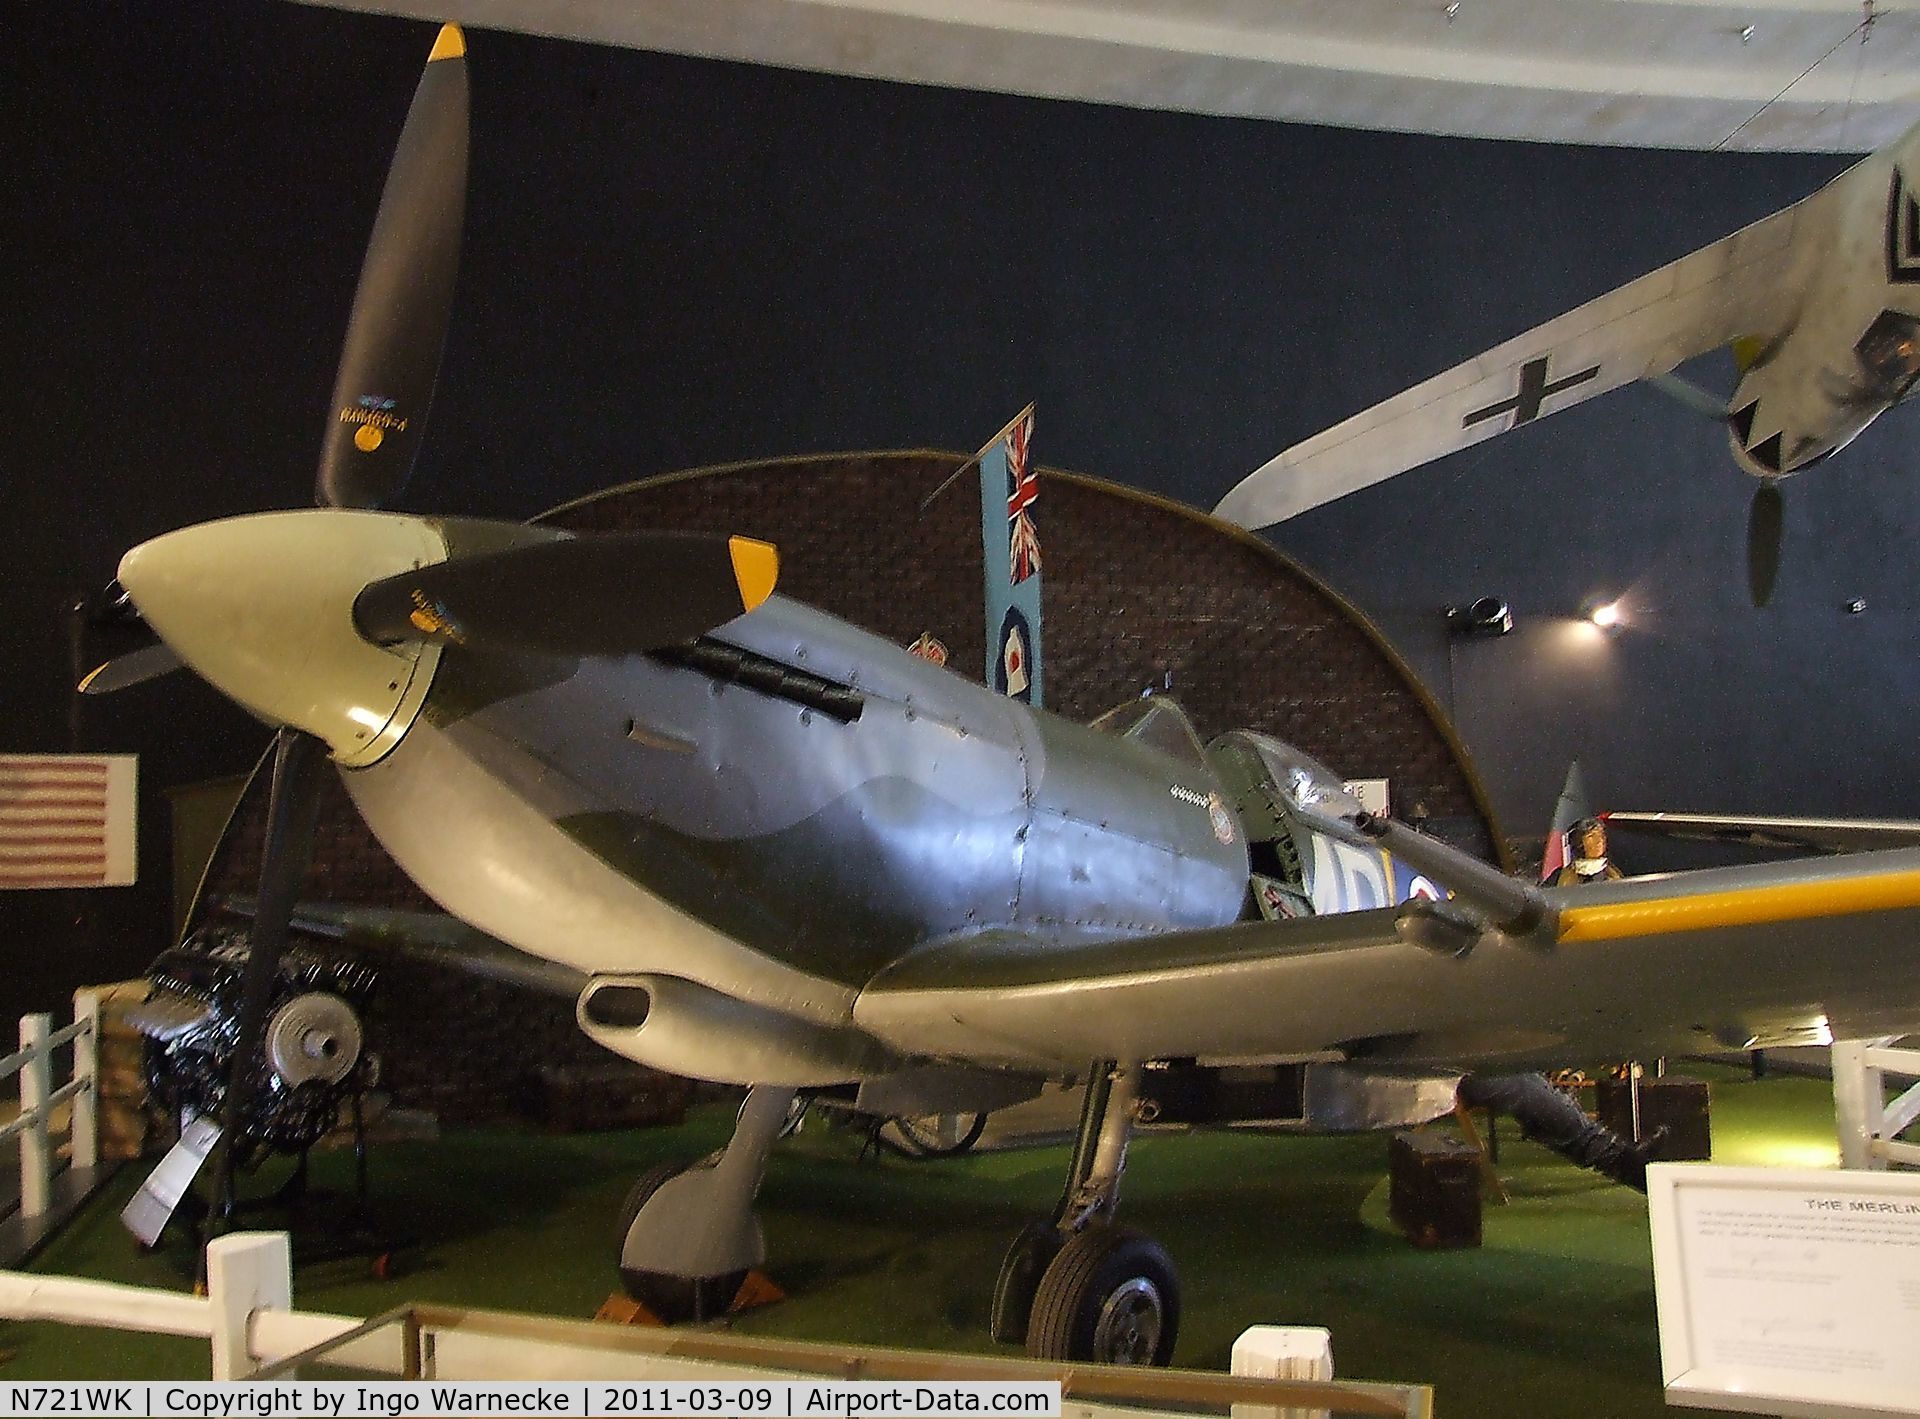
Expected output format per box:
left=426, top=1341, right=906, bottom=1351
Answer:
left=1648, top=1163, right=1920, bottom=1418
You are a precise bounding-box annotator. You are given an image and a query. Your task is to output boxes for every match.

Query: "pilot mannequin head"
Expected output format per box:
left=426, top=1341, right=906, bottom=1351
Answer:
left=1575, top=817, right=1609, bottom=864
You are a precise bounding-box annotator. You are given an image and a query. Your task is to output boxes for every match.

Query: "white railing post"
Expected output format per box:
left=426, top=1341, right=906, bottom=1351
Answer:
left=18, top=1014, right=52, bottom=1218
left=69, top=992, right=98, bottom=1173
left=1832, top=1039, right=1886, bottom=1171
left=206, top=1232, right=293, bottom=1380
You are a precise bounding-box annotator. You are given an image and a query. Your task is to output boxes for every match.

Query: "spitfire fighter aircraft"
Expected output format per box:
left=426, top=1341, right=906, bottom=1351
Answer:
left=85, top=26, right=1920, bottom=1367
left=1213, top=120, right=1920, bottom=605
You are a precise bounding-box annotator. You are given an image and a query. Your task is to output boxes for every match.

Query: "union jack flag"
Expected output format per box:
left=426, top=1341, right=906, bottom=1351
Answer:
left=1005, top=410, right=1040, bottom=585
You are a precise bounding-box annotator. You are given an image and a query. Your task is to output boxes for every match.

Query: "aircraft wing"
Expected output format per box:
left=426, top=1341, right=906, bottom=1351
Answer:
left=211, top=895, right=587, bottom=998
left=1605, top=811, right=1920, bottom=855
left=1213, top=199, right=1818, bottom=529
left=853, top=848, right=1920, bottom=1072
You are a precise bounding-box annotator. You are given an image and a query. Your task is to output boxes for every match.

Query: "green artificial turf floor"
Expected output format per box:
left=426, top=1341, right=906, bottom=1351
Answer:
left=5, top=1063, right=1846, bottom=1416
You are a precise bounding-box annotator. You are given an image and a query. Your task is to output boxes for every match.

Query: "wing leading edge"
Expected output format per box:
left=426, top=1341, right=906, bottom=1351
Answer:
left=853, top=848, right=1920, bottom=1072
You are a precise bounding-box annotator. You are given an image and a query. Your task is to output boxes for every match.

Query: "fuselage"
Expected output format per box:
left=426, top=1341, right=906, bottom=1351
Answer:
left=117, top=508, right=1465, bottom=1086
left=344, top=586, right=1250, bottom=994
left=116, top=509, right=1255, bottom=1082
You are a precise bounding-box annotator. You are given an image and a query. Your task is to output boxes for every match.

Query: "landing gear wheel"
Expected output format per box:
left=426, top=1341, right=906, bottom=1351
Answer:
left=614, top=1161, right=745, bottom=1323
left=1025, top=1226, right=1179, bottom=1366
left=991, top=1220, right=1064, bottom=1344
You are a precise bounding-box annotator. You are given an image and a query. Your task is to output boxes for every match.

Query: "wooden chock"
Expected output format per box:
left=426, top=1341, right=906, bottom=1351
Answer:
left=729, top=1269, right=785, bottom=1313
left=594, top=1293, right=665, bottom=1326
left=596, top=1270, right=783, bottom=1327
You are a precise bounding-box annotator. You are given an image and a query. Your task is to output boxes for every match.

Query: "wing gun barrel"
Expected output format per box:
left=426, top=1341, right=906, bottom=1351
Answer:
left=1353, top=811, right=1552, bottom=937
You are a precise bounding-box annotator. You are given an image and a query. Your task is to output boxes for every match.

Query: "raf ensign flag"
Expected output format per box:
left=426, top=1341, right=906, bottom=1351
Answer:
left=978, top=404, right=1042, bottom=708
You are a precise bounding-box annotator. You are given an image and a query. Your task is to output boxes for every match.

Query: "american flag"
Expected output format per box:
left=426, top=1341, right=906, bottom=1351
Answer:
left=1005, top=409, right=1040, bottom=585
left=0, top=755, right=138, bottom=890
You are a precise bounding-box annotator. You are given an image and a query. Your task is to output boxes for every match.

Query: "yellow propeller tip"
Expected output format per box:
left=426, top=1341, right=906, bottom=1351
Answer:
left=728, top=536, right=779, bottom=613
left=429, top=23, right=465, bottom=62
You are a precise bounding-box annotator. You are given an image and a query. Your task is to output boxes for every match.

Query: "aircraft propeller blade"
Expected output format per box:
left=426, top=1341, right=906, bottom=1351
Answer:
left=77, top=642, right=184, bottom=696
left=207, top=728, right=326, bottom=1230
left=1643, top=372, right=1729, bottom=421
left=72, top=581, right=184, bottom=695
left=352, top=531, right=780, bottom=656
left=314, top=25, right=468, bottom=511
left=1747, top=482, right=1784, bottom=608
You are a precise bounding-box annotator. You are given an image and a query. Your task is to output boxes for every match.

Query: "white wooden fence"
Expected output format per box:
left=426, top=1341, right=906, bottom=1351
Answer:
left=1832, top=1039, right=1920, bottom=1170
left=0, top=991, right=100, bottom=1217
left=0, top=1233, right=1429, bottom=1416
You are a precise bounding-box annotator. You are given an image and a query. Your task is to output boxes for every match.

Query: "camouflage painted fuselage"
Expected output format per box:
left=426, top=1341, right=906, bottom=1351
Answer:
left=340, top=594, right=1250, bottom=1080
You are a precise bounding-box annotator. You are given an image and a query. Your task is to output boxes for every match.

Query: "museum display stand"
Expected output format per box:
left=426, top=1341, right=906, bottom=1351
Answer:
left=1649, top=1163, right=1920, bottom=1417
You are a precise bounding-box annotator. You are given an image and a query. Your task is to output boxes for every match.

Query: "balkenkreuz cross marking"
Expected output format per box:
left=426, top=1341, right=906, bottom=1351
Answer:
left=1463, top=355, right=1601, bottom=430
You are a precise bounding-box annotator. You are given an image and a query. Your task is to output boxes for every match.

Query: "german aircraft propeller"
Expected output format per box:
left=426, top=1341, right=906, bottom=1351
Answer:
left=85, top=26, right=1920, bottom=1366
left=1214, top=122, right=1920, bottom=606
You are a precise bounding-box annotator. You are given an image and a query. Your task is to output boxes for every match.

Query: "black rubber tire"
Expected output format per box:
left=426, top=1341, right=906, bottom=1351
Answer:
left=991, top=1220, right=1065, bottom=1345
left=613, top=1160, right=746, bottom=1323
left=1025, top=1226, right=1180, bottom=1366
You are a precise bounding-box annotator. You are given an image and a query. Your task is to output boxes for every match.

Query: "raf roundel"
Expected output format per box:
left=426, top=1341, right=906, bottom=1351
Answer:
left=996, top=607, right=1033, bottom=702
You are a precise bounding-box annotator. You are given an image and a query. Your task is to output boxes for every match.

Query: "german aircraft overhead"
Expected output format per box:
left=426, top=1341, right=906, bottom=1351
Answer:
left=1213, top=121, right=1920, bottom=604
left=81, top=27, right=1920, bottom=1367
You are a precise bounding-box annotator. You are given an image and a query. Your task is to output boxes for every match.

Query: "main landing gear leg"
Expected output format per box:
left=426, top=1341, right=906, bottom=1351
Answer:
left=992, top=1061, right=1180, bottom=1366
left=615, top=1084, right=796, bottom=1323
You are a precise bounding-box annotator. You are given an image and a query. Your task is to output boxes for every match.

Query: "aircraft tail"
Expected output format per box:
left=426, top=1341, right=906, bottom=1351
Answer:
left=1541, top=760, right=1591, bottom=882
left=975, top=405, right=1042, bottom=707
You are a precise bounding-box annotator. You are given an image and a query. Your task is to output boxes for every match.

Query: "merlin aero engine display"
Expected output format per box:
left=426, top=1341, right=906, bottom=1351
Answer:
left=76, top=25, right=1920, bottom=1367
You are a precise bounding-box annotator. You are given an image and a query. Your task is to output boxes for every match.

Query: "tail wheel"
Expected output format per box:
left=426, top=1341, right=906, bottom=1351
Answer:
left=1026, top=1226, right=1179, bottom=1366
left=614, top=1160, right=745, bottom=1323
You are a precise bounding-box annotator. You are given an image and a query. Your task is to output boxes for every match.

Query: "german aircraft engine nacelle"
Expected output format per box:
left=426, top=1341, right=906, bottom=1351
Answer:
left=1724, top=308, right=1920, bottom=480
left=577, top=973, right=896, bottom=1087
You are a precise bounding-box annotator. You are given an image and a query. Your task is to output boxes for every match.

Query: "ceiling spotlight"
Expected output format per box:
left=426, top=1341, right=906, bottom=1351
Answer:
left=1447, top=596, right=1512, bottom=638
left=1590, top=601, right=1624, bottom=628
